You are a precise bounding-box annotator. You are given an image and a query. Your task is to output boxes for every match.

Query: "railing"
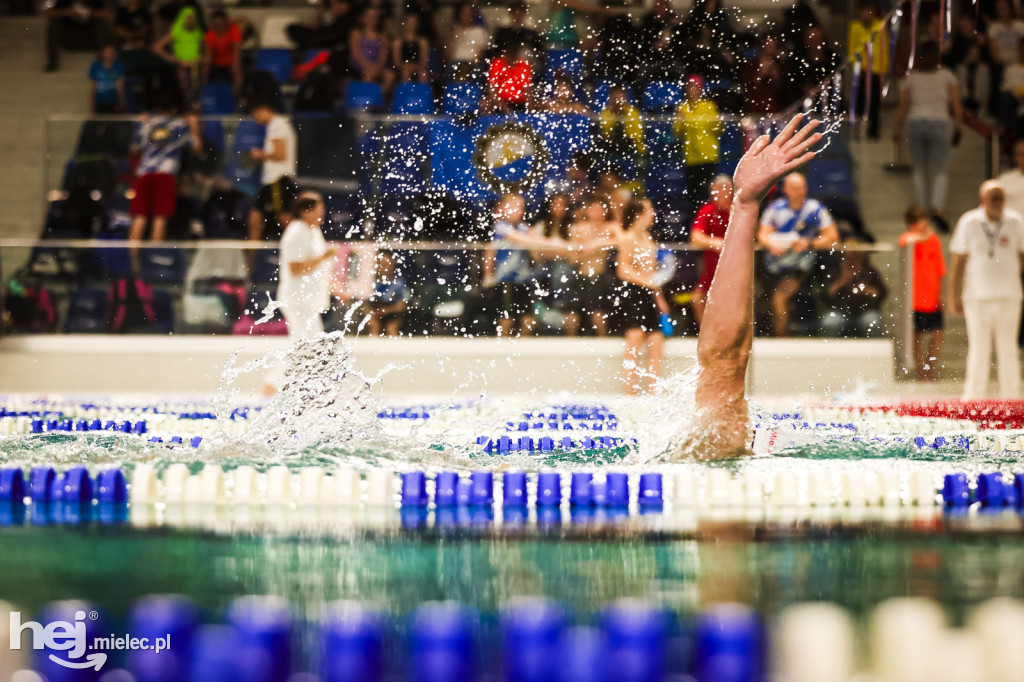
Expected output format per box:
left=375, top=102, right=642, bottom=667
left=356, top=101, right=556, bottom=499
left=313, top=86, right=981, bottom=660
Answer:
left=0, top=239, right=899, bottom=343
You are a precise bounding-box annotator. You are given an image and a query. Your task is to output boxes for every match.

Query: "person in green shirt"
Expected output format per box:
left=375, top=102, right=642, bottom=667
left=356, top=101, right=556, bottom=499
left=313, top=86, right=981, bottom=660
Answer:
left=153, top=6, right=203, bottom=100
left=673, top=74, right=724, bottom=208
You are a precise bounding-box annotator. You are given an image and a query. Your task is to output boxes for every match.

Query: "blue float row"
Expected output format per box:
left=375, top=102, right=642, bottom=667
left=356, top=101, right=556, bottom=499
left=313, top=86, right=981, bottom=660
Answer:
left=478, top=435, right=634, bottom=453
left=0, top=466, right=127, bottom=505
left=31, top=418, right=148, bottom=434
left=943, top=472, right=1024, bottom=509
left=504, top=420, right=619, bottom=432
left=400, top=471, right=663, bottom=509
left=17, top=594, right=761, bottom=682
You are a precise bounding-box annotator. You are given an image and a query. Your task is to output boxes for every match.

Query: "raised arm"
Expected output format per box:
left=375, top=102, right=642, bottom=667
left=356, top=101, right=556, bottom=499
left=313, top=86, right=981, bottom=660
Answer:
left=693, top=114, right=821, bottom=456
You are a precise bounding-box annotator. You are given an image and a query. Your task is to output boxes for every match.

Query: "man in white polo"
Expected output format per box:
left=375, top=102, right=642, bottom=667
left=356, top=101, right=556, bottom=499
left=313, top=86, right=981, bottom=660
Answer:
left=949, top=180, right=1024, bottom=397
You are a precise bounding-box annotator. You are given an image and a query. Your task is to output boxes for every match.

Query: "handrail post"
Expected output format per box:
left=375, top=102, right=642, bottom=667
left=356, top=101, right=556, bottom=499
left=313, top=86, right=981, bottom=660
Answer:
left=990, top=128, right=1000, bottom=179
left=895, top=243, right=916, bottom=379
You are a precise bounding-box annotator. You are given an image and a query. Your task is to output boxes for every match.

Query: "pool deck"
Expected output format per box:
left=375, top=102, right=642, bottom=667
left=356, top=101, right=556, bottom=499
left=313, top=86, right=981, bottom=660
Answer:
left=0, top=335, right=902, bottom=397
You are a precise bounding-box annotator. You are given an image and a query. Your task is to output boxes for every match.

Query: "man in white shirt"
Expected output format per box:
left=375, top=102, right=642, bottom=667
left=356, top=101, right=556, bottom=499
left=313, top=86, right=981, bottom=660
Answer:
left=949, top=180, right=1024, bottom=397
left=998, top=140, right=1024, bottom=217
left=248, top=101, right=299, bottom=242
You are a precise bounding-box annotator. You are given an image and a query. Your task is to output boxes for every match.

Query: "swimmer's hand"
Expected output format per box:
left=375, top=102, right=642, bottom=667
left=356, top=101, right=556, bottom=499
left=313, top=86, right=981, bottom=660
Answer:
left=732, top=114, right=822, bottom=206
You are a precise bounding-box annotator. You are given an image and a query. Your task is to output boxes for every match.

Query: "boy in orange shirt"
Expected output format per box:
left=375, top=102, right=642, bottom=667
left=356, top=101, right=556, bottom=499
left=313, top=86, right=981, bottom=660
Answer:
left=900, top=206, right=947, bottom=380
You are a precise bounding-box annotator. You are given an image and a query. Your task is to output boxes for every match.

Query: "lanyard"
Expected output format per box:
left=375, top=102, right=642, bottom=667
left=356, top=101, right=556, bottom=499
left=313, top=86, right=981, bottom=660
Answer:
left=981, top=218, right=1003, bottom=258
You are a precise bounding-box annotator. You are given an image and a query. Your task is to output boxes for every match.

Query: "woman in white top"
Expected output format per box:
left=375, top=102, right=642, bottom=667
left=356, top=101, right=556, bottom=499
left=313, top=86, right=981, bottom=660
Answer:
left=448, top=2, right=489, bottom=66
left=893, top=41, right=963, bottom=219
left=278, top=193, right=335, bottom=339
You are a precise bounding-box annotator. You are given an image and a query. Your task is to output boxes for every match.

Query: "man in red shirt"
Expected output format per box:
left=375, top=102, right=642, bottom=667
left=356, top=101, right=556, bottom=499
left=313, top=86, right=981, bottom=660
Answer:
left=487, top=45, right=533, bottom=112
left=203, top=9, right=242, bottom=90
left=690, top=174, right=733, bottom=326
left=900, top=205, right=947, bottom=380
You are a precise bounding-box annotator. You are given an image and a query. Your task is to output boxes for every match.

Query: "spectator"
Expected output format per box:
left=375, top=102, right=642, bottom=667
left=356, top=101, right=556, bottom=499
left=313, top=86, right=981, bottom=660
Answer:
left=114, top=0, right=151, bottom=49
left=558, top=151, right=594, bottom=208
left=484, top=193, right=560, bottom=337
left=447, top=2, right=489, bottom=74
left=492, top=1, right=543, bottom=59
left=949, top=180, right=1024, bottom=398
left=742, top=33, right=786, bottom=114
left=287, top=0, right=355, bottom=52
left=999, top=37, right=1024, bottom=136
left=153, top=6, right=204, bottom=100
left=690, top=175, right=732, bottom=327
left=611, top=198, right=667, bottom=395
left=129, top=91, right=201, bottom=246
left=262, top=193, right=336, bottom=393
left=531, top=193, right=575, bottom=331
left=487, top=45, right=533, bottom=112
left=819, top=236, right=887, bottom=338
left=794, top=26, right=840, bottom=99
left=957, top=43, right=993, bottom=116
left=349, top=6, right=395, bottom=92
left=893, top=41, right=962, bottom=224
left=945, top=14, right=988, bottom=68
left=392, top=13, right=429, bottom=83
left=679, top=0, right=738, bottom=52
left=639, top=0, right=680, bottom=55
left=368, top=251, right=408, bottom=337
left=89, top=43, right=126, bottom=113
left=757, top=173, right=839, bottom=337
left=998, top=139, right=1024, bottom=216
left=847, top=0, right=887, bottom=140
left=203, top=9, right=242, bottom=91
left=247, top=101, right=299, bottom=242
left=597, top=84, right=646, bottom=162
left=566, top=194, right=619, bottom=337
left=44, top=0, right=115, bottom=72
left=900, top=206, right=947, bottom=381
left=673, top=74, right=723, bottom=208
left=403, top=0, right=440, bottom=44
left=541, top=76, right=588, bottom=113
left=988, top=0, right=1024, bottom=72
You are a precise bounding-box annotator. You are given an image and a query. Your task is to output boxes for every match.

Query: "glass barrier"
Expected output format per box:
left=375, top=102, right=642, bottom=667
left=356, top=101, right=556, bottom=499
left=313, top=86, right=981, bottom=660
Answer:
left=0, top=240, right=898, bottom=341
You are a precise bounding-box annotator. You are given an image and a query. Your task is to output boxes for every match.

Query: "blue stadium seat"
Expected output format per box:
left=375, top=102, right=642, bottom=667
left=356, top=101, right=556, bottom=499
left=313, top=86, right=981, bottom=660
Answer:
left=392, top=82, right=434, bottom=114
left=322, top=192, right=364, bottom=240
left=224, top=120, right=266, bottom=195
left=442, top=83, right=482, bottom=116
left=139, top=248, right=187, bottom=285
left=251, top=250, right=280, bottom=285
left=546, top=48, right=584, bottom=81
left=199, top=82, right=235, bottom=115
left=646, top=161, right=687, bottom=197
left=589, top=81, right=634, bottom=111
left=202, top=120, right=226, bottom=152
left=254, top=48, right=293, bottom=84
left=345, top=81, right=385, bottom=112
left=806, top=159, right=856, bottom=201
left=63, top=288, right=109, bottom=333
left=642, top=81, right=683, bottom=113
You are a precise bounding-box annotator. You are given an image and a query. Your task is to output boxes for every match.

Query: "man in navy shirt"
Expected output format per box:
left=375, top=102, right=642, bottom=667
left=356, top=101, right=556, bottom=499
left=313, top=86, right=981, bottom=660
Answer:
left=757, top=172, right=839, bottom=336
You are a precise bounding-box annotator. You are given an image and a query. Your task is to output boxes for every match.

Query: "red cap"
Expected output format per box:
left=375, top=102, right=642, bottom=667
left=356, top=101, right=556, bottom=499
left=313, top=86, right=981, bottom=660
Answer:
left=686, top=74, right=705, bottom=89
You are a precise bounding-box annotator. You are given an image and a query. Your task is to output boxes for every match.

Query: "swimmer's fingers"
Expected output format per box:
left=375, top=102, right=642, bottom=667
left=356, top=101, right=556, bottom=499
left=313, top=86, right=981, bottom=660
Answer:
left=773, top=113, right=807, bottom=146
left=782, top=119, right=821, bottom=153
left=786, top=132, right=824, bottom=164
left=747, top=134, right=770, bottom=156
left=782, top=150, right=817, bottom=173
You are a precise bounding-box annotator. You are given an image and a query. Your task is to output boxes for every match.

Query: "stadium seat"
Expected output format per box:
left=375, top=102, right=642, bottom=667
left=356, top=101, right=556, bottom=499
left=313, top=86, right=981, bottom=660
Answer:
left=546, top=48, right=584, bottom=81
left=202, top=120, right=226, bottom=153
left=392, top=82, right=434, bottom=115
left=224, top=120, right=266, bottom=195
left=250, top=249, right=280, bottom=285
left=254, top=48, right=293, bottom=84
left=139, top=248, right=187, bottom=285
left=646, top=161, right=687, bottom=197
left=642, top=81, right=683, bottom=113
left=199, top=82, right=235, bottom=115
left=63, top=288, right=109, bottom=333
left=442, top=83, right=482, bottom=116
left=589, top=81, right=634, bottom=111
left=345, top=81, right=385, bottom=112
left=806, top=158, right=856, bottom=201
